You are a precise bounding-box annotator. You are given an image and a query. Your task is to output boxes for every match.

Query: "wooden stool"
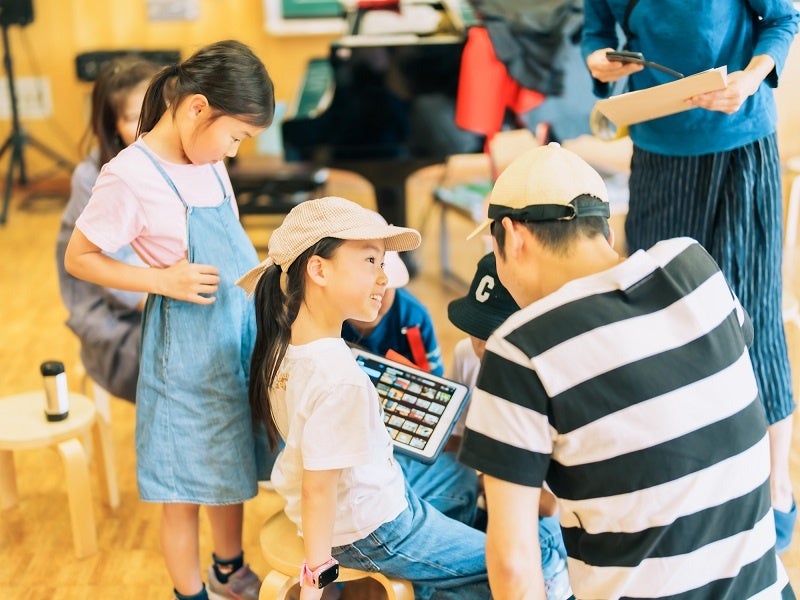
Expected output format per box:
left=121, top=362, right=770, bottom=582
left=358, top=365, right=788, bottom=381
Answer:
left=0, top=391, right=119, bottom=558
left=258, top=508, right=415, bottom=600
left=75, top=359, right=116, bottom=468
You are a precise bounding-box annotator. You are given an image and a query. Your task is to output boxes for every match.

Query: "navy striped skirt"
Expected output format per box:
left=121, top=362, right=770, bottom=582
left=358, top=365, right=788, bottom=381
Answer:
left=626, top=133, right=794, bottom=424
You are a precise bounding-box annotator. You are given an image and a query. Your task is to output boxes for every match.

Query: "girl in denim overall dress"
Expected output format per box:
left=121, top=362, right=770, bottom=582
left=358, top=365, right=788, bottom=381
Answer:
left=64, top=40, right=274, bottom=600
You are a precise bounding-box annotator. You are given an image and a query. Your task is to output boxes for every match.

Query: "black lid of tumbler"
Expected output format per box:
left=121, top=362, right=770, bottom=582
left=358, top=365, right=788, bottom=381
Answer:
left=40, top=360, right=65, bottom=376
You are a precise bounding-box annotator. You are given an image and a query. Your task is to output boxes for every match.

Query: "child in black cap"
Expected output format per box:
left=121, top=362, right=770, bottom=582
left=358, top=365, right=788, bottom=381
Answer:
left=447, top=252, right=521, bottom=430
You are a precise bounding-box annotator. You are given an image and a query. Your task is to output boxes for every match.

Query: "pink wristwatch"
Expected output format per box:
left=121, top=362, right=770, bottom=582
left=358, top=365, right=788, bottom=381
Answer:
left=300, top=557, right=340, bottom=589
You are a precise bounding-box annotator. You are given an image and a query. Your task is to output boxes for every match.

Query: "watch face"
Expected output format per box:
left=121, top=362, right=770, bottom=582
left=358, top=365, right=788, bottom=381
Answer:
left=317, top=563, right=339, bottom=588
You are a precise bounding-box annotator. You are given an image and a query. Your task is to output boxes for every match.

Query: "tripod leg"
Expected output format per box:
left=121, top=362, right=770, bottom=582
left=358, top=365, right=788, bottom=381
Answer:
left=0, top=144, right=19, bottom=225
left=0, top=23, right=74, bottom=224
left=0, top=134, right=13, bottom=161
left=15, top=133, right=27, bottom=186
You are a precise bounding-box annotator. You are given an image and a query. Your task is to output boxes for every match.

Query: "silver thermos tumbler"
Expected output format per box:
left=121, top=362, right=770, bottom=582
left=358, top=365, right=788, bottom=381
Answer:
left=40, top=360, right=69, bottom=421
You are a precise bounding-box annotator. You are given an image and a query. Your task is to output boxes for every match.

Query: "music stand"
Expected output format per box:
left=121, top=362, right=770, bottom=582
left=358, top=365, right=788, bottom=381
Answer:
left=0, top=21, right=75, bottom=225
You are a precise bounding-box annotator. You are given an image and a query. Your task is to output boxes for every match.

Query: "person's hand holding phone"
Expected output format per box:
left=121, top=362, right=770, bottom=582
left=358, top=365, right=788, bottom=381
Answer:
left=586, top=47, right=644, bottom=83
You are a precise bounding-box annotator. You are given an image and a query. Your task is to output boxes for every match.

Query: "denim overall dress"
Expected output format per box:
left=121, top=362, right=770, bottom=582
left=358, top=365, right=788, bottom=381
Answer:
left=134, top=145, right=270, bottom=504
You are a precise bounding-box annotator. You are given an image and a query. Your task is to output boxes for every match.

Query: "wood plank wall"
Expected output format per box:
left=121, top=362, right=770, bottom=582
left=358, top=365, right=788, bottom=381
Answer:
left=0, top=0, right=337, bottom=173
left=0, top=1, right=798, bottom=178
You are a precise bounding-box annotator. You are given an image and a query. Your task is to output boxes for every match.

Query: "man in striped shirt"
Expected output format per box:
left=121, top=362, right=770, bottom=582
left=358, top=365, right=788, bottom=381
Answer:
left=458, top=143, right=793, bottom=599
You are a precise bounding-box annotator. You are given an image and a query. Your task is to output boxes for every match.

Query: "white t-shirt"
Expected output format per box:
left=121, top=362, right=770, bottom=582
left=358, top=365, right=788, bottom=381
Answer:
left=447, top=337, right=481, bottom=438
left=269, top=337, right=407, bottom=546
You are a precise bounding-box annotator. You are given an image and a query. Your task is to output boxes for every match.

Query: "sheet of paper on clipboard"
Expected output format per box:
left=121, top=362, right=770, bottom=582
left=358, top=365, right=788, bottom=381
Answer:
left=595, top=66, right=728, bottom=127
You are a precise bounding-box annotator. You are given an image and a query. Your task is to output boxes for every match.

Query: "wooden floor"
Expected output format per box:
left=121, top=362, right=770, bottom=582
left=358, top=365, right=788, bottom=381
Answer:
left=1, top=167, right=800, bottom=598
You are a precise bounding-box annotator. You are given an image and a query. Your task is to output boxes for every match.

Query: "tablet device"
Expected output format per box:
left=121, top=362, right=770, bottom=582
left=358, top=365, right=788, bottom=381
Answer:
left=351, top=347, right=470, bottom=463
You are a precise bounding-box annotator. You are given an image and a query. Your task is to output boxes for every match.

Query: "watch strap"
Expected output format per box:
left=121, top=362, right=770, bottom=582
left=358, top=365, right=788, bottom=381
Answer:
left=300, top=557, right=339, bottom=588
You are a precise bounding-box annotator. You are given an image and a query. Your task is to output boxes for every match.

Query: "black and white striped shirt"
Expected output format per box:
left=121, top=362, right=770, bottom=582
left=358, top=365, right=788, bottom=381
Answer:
left=460, top=238, right=792, bottom=599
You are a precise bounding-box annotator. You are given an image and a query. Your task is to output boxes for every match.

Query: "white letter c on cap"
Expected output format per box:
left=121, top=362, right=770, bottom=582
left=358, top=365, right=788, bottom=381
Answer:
left=475, top=275, right=494, bottom=303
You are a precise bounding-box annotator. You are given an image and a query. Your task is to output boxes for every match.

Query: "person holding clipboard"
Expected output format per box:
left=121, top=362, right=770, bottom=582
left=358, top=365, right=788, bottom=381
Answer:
left=582, top=0, right=800, bottom=554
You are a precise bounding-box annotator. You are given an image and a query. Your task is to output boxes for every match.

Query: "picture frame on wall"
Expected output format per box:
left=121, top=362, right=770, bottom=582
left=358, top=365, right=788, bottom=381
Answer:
left=263, top=0, right=347, bottom=35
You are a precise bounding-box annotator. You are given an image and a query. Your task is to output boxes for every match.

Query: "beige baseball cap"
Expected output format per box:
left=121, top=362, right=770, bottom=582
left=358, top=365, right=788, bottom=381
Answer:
left=237, top=196, right=421, bottom=295
left=468, top=142, right=610, bottom=240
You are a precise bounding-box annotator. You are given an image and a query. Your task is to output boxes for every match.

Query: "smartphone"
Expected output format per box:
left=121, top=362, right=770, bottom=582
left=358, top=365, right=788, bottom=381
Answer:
left=605, top=50, right=684, bottom=78
left=606, top=50, right=645, bottom=64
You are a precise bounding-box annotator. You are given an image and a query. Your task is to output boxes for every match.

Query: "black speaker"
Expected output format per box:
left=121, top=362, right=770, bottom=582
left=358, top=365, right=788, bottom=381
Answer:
left=75, top=49, right=181, bottom=82
left=0, top=0, right=34, bottom=27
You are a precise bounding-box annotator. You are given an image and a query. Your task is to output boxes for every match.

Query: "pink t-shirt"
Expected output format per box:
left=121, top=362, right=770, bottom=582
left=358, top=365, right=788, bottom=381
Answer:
left=76, top=138, right=239, bottom=268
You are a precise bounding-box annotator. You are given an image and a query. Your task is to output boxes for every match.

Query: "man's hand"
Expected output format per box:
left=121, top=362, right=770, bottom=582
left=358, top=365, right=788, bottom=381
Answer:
left=586, top=47, right=644, bottom=83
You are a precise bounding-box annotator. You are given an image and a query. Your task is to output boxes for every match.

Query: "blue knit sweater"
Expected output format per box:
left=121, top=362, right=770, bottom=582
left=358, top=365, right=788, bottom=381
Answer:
left=582, top=0, right=799, bottom=156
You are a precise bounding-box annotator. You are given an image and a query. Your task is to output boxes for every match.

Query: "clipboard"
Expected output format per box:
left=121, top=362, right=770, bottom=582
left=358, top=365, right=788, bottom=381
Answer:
left=594, top=66, right=728, bottom=127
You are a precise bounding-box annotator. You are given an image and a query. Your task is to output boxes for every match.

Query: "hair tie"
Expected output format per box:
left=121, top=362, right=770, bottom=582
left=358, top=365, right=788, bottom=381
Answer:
left=168, top=64, right=180, bottom=78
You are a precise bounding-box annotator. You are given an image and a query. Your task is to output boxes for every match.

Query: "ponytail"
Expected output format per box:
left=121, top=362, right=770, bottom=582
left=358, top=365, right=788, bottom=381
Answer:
left=137, top=66, right=174, bottom=136
left=250, top=264, right=291, bottom=450
left=249, top=238, right=345, bottom=450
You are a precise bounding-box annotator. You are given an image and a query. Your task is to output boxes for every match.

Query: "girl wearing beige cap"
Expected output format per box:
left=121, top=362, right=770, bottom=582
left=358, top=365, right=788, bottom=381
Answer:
left=240, top=196, right=490, bottom=600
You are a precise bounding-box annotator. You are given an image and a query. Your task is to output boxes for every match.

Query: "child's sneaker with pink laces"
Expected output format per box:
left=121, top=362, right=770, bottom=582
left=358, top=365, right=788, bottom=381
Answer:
left=207, top=564, right=261, bottom=600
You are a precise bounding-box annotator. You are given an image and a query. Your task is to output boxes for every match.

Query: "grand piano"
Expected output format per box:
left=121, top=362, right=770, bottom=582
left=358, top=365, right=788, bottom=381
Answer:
left=281, top=0, right=482, bottom=228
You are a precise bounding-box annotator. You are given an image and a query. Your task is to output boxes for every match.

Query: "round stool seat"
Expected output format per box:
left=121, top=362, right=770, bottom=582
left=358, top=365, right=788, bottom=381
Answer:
left=0, top=392, right=95, bottom=450
left=259, top=508, right=414, bottom=600
left=0, top=390, right=119, bottom=558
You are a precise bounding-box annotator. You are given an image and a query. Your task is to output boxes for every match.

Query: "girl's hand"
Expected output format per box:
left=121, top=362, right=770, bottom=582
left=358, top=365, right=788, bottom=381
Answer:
left=299, top=586, right=325, bottom=600
left=586, top=47, right=644, bottom=83
left=157, top=259, right=220, bottom=304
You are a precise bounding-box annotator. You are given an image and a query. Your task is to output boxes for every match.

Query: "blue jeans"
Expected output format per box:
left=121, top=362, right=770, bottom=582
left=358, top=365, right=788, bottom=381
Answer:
left=332, top=481, right=490, bottom=600
left=396, top=451, right=478, bottom=525
left=540, top=514, right=571, bottom=600
left=398, top=451, right=570, bottom=599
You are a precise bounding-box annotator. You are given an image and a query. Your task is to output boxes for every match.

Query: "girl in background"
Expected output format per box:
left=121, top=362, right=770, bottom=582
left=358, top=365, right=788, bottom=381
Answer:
left=239, top=196, right=490, bottom=600
left=64, top=40, right=274, bottom=600
left=56, top=57, right=158, bottom=402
